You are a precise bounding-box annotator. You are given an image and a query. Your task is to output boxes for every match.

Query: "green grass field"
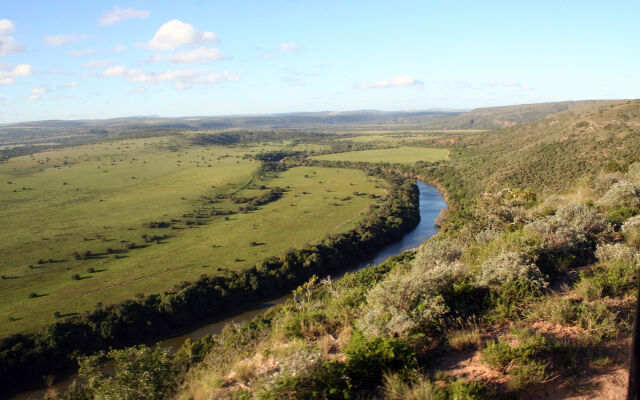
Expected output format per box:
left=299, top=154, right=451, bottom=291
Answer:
left=0, top=136, right=385, bottom=335
left=312, top=146, right=449, bottom=164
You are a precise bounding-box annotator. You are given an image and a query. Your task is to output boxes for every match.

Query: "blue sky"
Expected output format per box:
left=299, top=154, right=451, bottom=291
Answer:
left=0, top=0, right=638, bottom=123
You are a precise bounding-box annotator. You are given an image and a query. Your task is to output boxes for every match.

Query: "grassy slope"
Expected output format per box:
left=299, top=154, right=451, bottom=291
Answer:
left=443, top=100, right=640, bottom=199
left=312, top=146, right=449, bottom=164
left=0, top=136, right=385, bottom=335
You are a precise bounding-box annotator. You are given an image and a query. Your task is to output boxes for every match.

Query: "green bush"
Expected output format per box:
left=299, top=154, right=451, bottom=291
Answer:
left=78, top=345, right=180, bottom=400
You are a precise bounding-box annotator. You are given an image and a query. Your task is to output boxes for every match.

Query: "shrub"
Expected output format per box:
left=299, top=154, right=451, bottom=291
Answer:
left=594, top=172, right=625, bottom=195
left=71, top=274, right=80, bottom=280
left=528, top=296, right=622, bottom=341
left=476, top=252, right=547, bottom=293
left=595, top=242, right=638, bottom=265
left=555, top=203, right=608, bottom=236
left=481, top=328, right=553, bottom=391
left=412, top=239, right=464, bottom=267
left=382, top=372, right=492, bottom=400
left=474, top=228, right=500, bottom=244
left=626, top=162, right=640, bottom=183
left=525, top=218, right=589, bottom=253
left=599, top=181, right=640, bottom=209
left=357, top=261, right=466, bottom=338
left=622, top=215, right=640, bottom=247
left=579, top=243, right=640, bottom=297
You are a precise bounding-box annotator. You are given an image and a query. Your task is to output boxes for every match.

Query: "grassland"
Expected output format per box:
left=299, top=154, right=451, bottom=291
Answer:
left=312, top=146, right=449, bottom=164
left=0, top=135, right=385, bottom=335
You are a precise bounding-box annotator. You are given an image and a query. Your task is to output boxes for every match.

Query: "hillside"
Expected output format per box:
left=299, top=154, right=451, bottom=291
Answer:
left=410, top=100, right=597, bottom=130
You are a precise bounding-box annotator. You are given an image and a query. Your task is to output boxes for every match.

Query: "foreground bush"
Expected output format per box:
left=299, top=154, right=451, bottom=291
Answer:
left=357, top=261, right=465, bottom=338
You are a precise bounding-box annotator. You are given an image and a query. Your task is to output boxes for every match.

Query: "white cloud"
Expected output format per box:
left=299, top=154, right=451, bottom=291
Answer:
left=360, top=74, right=423, bottom=89
left=0, top=64, right=32, bottom=84
left=59, top=81, right=78, bottom=88
left=113, top=44, right=126, bottom=53
left=44, top=33, right=91, bottom=46
left=0, top=19, right=25, bottom=56
left=278, top=42, right=298, bottom=52
left=84, top=59, right=115, bottom=69
left=99, top=6, right=150, bottom=26
left=101, top=65, right=240, bottom=89
left=26, top=85, right=48, bottom=101
left=67, top=48, right=95, bottom=57
left=147, top=46, right=225, bottom=64
left=148, top=20, right=218, bottom=50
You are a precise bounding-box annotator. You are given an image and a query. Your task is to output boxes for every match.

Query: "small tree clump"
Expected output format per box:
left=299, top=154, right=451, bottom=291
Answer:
left=71, top=274, right=81, bottom=280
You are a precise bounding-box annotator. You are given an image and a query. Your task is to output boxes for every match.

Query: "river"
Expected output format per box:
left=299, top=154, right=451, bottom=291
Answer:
left=13, top=181, right=446, bottom=399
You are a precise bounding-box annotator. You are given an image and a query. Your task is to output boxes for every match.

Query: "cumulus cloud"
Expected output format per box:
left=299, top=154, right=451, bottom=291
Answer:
left=148, top=20, right=218, bottom=50
left=67, top=48, right=95, bottom=57
left=278, top=42, right=298, bottom=52
left=0, top=63, right=32, bottom=84
left=147, top=46, right=225, bottom=64
left=113, top=44, right=126, bottom=53
left=101, top=65, right=240, bottom=89
left=59, top=81, right=78, bottom=88
left=99, top=6, right=150, bottom=26
left=44, top=33, right=91, bottom=46
left=84, top=59, right=115, bottom=69
left=0, top=19, right=25, bottom=56
left=360, top=74, right=423, bottom=89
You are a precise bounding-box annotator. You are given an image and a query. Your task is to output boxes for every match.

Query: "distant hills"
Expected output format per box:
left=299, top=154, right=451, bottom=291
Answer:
left=0, top=100, right=617, bottom=147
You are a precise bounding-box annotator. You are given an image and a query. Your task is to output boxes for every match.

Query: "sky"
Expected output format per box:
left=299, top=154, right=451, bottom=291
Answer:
left=0, top=0, right=638, bottom=123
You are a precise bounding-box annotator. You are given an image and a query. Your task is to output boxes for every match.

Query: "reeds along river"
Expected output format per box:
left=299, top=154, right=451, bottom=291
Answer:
left=14, top=180, right=447, bottom=400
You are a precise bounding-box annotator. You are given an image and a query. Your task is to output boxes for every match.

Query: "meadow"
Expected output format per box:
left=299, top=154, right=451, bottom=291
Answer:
left=312, top=146, right=449, bottom=164
left=0, top=135, right=386, bottom=335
